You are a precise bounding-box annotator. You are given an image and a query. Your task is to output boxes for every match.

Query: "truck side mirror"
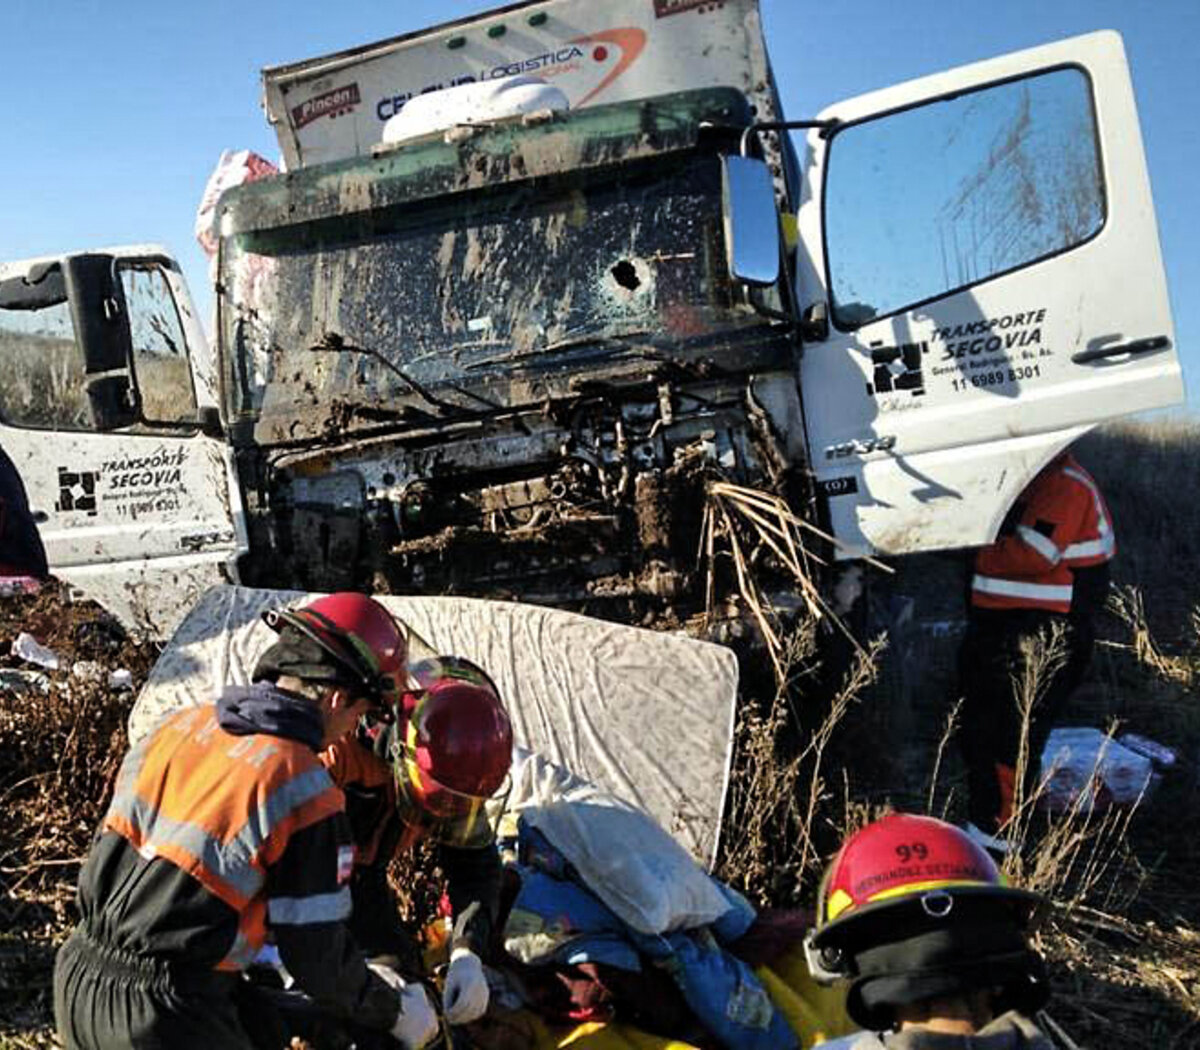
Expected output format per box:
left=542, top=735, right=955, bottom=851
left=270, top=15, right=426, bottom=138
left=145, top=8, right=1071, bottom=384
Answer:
left=63, top=254, right=139, bottom=430
left=721, top=155, right=781, bottom=288
left=64, top=254, right=133, bottom=374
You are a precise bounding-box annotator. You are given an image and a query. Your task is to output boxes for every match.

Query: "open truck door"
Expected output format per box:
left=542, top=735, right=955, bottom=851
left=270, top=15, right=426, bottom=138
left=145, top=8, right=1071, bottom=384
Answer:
left=794, top=31, right=1181, bottom=557
left=0, top=246, right=245, bottom=635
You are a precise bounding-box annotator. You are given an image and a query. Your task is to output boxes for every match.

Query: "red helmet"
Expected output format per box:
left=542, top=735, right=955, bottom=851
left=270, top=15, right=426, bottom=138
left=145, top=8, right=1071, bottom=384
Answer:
left=394, top=658, right=513, bottom=846
left=262, top=592, right=408, bottom=704
left=806, top=813, right=1046, bottom=1028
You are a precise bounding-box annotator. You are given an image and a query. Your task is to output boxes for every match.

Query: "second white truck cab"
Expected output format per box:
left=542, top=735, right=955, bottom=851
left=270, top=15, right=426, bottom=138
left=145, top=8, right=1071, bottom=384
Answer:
left=0, top=247, right=246, bottom=633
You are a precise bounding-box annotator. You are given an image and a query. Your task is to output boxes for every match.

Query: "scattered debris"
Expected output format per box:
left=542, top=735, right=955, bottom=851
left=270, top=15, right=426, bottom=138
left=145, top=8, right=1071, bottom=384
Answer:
left=0, top=580, right=160, bottom=1040
left=0, top=667, right=50, bottom=696
left=1040, top=728, right=1165, bottom=813
left=11, top=631, right=60, bottom=671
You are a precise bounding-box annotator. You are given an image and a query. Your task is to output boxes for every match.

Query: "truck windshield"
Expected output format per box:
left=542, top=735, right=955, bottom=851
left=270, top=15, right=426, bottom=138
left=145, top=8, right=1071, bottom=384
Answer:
left=219, top=150, right=774, bottom=443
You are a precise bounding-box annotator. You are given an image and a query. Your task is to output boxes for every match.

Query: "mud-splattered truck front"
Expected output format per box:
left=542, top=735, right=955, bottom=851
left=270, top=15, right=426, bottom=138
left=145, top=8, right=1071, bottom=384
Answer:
left=219, top=85, right=806, bottom=614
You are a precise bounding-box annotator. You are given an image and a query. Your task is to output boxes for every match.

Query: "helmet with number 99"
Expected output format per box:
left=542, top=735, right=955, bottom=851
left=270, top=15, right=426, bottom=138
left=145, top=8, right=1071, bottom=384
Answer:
left=805, top=813, right=1047, bottom=1030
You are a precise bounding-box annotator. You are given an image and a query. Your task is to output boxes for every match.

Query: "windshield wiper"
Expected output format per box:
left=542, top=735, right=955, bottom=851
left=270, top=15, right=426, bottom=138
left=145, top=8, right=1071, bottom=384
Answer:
left=309, top=331, right=502, bottom=418
left=465, top=331, right=655, bottom=371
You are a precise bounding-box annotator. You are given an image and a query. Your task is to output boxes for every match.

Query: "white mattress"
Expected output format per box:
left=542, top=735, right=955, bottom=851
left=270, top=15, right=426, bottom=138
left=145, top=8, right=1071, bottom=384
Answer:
left=128, top=586, right=739, bottom=867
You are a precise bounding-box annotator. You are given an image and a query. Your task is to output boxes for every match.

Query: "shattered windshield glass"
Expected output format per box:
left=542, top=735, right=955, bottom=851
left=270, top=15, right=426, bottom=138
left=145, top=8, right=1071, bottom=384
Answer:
left=219, top=152, right=768, bottom=443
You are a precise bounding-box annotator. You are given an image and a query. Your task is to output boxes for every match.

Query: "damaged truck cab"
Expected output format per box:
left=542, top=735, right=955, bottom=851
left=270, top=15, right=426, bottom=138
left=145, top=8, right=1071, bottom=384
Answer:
left=219, top=87, right=806, bottom=607
left=0, top=0, right=1182, bottom=635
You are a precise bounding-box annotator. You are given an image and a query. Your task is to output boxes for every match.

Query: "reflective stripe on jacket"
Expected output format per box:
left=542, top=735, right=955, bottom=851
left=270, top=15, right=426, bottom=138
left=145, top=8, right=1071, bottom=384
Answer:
left=104, top=704, right=347, bottom=971
left=971, top=454, right=1114, bottom=614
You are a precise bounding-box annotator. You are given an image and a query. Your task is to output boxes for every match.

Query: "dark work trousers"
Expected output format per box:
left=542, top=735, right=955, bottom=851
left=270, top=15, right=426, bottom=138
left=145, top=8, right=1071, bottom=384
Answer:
left=54, top=926, right=254, bottom=1050
left=957, top=608, right=1095, bottom=832
left=0, top=443, right=47, bottom=578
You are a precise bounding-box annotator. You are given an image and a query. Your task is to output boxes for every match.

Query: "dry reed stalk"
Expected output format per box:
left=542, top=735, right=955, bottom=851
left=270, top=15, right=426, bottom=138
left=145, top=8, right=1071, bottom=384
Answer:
left=1002, top=622, right=1069, bottom=857
left=926, top=697, right=963, bottom=816
left=1107, top=585, right=1193, bottom=684
left=794, top=637, right=886, bottom=881
left=715, top=621, right=885, bottom=904
left=701, top=481, right=890, bottom=686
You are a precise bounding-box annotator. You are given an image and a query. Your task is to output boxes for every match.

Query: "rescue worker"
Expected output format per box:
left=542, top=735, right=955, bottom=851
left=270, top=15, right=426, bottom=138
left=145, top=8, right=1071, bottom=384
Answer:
left=805, top=812, right=1053, bottom=1049
left=957, top=449, right=1115, bottom=842
left=53, top=592, right=440, bottom=1050
left=322, top=653, right=513, bottom=1029
left=0, top=443, right=47, bottom=582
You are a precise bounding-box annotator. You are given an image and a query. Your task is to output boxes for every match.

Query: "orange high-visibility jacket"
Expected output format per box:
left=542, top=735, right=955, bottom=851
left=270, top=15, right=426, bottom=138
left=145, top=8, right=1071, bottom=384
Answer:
left=104, top=704, right=348, bottom=970
left=319, top=729, right=502, bottom=956
left=971, top=454, right=1115, bottom=615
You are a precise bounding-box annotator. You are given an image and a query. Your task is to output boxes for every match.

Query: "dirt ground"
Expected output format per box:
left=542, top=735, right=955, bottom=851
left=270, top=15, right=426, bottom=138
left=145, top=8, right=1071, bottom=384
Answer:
left=4, top=420, right=1200, bottom=1050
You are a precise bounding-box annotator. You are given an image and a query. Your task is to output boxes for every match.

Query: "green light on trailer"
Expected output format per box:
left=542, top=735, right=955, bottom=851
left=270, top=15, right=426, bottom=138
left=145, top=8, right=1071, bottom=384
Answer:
left=527, top=12, right=548, bottom=26
left=446, top=35, right=466, bottom=49
left=487, top=24, right=507, bottom=38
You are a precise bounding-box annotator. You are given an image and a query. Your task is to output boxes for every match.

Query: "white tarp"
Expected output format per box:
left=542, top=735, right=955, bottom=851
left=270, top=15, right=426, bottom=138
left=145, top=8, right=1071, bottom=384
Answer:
left=128, top=585, right=739, bottom=866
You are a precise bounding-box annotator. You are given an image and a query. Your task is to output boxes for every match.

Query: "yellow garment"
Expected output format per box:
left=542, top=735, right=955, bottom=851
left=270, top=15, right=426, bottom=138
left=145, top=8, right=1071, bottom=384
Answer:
left=478, top=946, right=854, bottom=1050
left=756, top=946, right=855, bottom=1047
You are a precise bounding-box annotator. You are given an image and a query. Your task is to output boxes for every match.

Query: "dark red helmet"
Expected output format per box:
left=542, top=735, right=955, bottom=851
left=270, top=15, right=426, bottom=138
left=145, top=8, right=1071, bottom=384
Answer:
left=806, top=813, right=1047, bottom=1029
left=394, top=657, right=513, bottom=846
left=262, top=592, right=408, bottom=704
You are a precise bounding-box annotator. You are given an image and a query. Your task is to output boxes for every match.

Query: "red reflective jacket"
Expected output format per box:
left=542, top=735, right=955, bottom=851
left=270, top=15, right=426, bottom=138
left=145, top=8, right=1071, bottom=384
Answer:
left=971, top=454, right=1115, bottom=614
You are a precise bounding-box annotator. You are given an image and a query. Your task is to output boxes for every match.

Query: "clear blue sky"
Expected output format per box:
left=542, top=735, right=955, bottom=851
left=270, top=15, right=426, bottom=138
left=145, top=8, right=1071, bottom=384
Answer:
left=3, top=0, right=1196, bottom=409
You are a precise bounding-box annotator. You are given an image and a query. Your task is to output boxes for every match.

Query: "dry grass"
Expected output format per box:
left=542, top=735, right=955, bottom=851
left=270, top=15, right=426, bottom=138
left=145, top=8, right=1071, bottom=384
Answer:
left=701, top=480, right=889, bottom=686
left=714, top=620, right=887, bottom=905
left=0, top=583, right=159, bottom=1047
left=717, top=420, right=1200, bottom=1045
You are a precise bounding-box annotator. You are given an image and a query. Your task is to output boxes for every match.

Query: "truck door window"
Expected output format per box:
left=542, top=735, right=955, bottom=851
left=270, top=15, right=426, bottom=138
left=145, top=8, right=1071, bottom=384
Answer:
left=120, top=266, right=198, bottom=423
left=0, top=282, right=92, bottom=430
left=824, top=67, right=1103, bottom=328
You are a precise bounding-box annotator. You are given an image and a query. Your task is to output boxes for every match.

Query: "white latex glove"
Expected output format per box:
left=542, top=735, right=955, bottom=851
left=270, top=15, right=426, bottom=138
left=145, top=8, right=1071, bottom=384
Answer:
left=367, top=962, right=440, bottom=1049
left=442, top=946, right=489, bottom=1024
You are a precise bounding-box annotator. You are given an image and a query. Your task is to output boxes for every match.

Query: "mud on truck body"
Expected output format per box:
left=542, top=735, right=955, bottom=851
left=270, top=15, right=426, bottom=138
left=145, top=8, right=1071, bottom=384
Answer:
left=220, top=86, right=807, bottom=614
left=0, top=0, right=1182, bottom=636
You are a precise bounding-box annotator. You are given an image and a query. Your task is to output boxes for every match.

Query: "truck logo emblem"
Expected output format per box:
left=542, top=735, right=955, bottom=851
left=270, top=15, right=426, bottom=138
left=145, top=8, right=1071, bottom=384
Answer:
left=865, top=341, right=927, bottom=398
left=570, top=28, right=647, bottom=106
left=376, top=30, right=646, bottom=122
left=55, top=467, right=99, bottom=516
left=292, top=83, right=362, bottom=129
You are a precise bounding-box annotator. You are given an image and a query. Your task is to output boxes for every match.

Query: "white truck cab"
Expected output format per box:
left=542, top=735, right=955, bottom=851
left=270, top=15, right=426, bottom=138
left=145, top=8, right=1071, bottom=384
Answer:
left=0, top=8, right=1180, bottom=634
left=0, top=246, right=246, bottom=634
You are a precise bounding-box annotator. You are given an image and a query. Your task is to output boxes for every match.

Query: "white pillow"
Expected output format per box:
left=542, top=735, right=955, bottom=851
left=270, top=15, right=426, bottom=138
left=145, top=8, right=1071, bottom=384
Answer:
left=509, top=748, right=738, bottom=935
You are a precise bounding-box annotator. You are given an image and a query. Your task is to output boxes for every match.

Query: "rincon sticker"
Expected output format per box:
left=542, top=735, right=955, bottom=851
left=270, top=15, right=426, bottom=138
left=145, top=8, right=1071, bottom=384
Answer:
left=292, top=83, right=362, bottom=129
